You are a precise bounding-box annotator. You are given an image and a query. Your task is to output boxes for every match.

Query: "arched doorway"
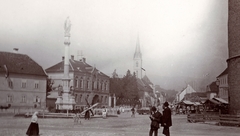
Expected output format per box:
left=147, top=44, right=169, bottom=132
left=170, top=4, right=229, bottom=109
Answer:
left=92, top=95, right=99, bottom=105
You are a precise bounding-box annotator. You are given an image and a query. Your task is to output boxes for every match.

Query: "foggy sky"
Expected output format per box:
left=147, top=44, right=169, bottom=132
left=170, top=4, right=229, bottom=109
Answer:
left=0, top=0, right=228, bottom=91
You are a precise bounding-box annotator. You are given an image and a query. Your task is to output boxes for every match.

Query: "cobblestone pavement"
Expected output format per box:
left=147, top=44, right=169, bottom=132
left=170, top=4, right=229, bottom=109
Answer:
left=1, top=112, right=240, bottom=136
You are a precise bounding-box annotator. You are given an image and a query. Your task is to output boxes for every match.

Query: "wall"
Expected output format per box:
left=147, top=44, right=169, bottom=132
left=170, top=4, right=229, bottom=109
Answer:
left=228, top=0, right=240, bottom=114
left=0, top=73, right=47, bottom=108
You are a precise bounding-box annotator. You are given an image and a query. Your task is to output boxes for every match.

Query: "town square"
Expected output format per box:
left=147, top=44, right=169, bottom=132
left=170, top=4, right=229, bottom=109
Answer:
left=1, top=112, right=240, bottom=136
left=1, top=0, right=240, bottom=136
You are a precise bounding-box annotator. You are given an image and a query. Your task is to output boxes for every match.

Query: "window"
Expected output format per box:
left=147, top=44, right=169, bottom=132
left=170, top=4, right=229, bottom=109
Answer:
left=102, top=82, right=105, bottom=90
left=21, top=95, right=26, bottom=103
left=105, top=96, right=108, bottom=103
left=75, top=79, right=79, bottom=88
left=105, top=82, right=108, bottom=91
left=99, top=81, right=102, bottom=90
left=35, top=96, right=40, bottom=103
left=101, top=96, right=104, bottom=103
left=87, top=80, right=90, bottom=89
left=80, top=78, right=83, bottom=88
left=8, top=80, right=13, bottom=88
left=79, top=94, right=82, bottom=102
left=7, top=95, right=13, bottom=102
left=21, top=80, right=27, bottom=88
left=136, top=61, right=138, bottom=67
left=75, top=94, right=78, bottom=102
left=92, top=81, right=94, bottom=90
left=34, top=81, right=39, bottom=89
left=97, top=80, right=99, bottom=90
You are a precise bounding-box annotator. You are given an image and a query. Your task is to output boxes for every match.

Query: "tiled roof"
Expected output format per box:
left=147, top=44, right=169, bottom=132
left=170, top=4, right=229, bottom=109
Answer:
left=136, top=78, right=152, bottom=93
left=208, top=82, right=219, bottom=93
left=142, top=75, right=153, bottom=85
left=136, top=78, right=146, bottom=90
left=0, top=51, right=47, bottom=76
left=217, top=67, right=228, bottom=78
left=45, top=59, right=109, bottom=77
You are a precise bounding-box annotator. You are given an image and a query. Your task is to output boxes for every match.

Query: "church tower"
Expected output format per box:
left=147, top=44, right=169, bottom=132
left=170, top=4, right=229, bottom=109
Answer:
left=133, top=35, right=142, bottom=78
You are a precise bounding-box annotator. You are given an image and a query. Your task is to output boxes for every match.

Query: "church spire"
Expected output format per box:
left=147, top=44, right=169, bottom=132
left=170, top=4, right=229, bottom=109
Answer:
left=133, top=34, right=142, bottom=78
left=134, top=34, right=142, bottom=59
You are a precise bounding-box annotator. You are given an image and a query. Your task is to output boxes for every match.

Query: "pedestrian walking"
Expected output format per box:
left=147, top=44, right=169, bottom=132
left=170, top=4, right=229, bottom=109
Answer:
left=26, top=111, right=39, bottom=136
left=131, top=107, right=135, bottom=117
left=102, top=108, right=107, bottom=119
left=161, top=102, right=172, bottom=136
left=149, top=106, right=162, bottom=136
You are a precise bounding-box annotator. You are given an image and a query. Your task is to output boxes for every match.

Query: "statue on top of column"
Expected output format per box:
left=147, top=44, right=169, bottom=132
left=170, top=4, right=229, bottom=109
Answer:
left=64, top=16, right=71, bottom=37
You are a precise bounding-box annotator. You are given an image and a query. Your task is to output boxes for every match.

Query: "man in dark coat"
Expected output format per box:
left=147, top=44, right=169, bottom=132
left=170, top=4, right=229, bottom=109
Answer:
left=149, top=106, right=162, bottom=136
left=162, top=102, right=172, bottom=136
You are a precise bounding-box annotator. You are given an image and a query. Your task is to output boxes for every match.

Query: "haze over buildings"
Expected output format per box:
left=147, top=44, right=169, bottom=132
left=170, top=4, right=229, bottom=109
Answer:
left=0, top=0, right=228, bottom=91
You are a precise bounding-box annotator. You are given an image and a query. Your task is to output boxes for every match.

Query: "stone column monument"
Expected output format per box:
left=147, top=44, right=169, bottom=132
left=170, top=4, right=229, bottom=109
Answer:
left=55, top=17, right=76, bottom=110
left=228, top=0, right=240, bottom=115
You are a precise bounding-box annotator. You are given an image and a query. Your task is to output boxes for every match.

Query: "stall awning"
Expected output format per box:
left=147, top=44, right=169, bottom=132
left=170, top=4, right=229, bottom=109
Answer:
left=194, top=102, right=202, bottom=106
left=213, top=97, right=228, bottom=104
left=207, top=99, right=220, bottom=105
left=182, top=100, right=194, bottom=105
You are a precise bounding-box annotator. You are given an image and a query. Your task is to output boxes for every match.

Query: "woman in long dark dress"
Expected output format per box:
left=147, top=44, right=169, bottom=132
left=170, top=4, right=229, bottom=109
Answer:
left=26, top=111, right=39, bottom=136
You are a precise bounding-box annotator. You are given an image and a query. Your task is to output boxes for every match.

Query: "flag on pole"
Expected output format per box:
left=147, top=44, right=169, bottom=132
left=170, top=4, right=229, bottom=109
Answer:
left=141, top=68, right=145, bottom=71
left=3, top=65, right=9, bottom=79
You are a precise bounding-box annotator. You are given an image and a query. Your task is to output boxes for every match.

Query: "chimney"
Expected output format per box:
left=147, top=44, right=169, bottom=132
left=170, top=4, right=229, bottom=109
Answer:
left=71, top=55, right=74, bottom=60
left=62, top=56, right=65, bottom=61
left=13, top=48, right=19, bottom=53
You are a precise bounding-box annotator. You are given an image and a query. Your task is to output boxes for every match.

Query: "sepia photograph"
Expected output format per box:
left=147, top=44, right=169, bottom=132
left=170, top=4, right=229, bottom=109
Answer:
left=0, top=0, right=240, bottom=136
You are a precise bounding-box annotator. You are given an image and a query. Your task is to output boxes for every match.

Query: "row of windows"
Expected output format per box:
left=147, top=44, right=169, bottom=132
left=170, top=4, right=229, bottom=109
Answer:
left=220, top=77, right=228, bottom=85
left=6, top=95, right=41, bottom=103
left=75, top=79, right=108, bottom=91
left=219, top=89, right=228, bottom=97
left=75, top=94, right=108, bottom=103
left=7, top=80, right=39, bottom=89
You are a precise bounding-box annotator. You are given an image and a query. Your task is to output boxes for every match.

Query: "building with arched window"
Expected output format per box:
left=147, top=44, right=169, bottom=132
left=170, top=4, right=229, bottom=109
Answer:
left=46, top=56, right=110, bottom=109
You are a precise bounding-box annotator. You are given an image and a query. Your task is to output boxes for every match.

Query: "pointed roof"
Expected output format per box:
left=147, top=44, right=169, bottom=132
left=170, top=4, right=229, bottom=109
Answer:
left=217, top=67, right=228, bottom=78
left=177, top=84, right=196, bottom=95
left=207, top=82, right=219, bottom=93
left=142, top=75, right=153, bottom=85
left=45, top=58, right=109, bottom=78
left=0, top=51, right=47, bottom=76
left=133, top=35, right=142, bottom=59
left=136, top=77, right=153, bottom=93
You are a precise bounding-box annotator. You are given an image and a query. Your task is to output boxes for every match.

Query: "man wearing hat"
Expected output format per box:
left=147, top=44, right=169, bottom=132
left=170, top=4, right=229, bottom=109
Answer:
left=162, top=102, right=172, bottom=136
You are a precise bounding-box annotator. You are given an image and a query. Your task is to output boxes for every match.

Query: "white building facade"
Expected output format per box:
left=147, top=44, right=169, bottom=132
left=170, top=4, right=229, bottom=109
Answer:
left=0, top=51, right=47, bottom=109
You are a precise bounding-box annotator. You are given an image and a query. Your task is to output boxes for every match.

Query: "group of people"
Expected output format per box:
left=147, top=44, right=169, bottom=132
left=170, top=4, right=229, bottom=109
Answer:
left=149, top=102, right=172, bottom=136
left=26, top=103, right=171, bottom=136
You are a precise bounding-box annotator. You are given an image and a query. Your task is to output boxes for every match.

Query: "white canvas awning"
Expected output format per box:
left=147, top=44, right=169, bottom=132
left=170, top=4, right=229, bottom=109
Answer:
left=182, top=100, right=194, bottom=105
left=194, top=102, right=202, bottom=106
left=213, top=97, right=228, bottom=104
